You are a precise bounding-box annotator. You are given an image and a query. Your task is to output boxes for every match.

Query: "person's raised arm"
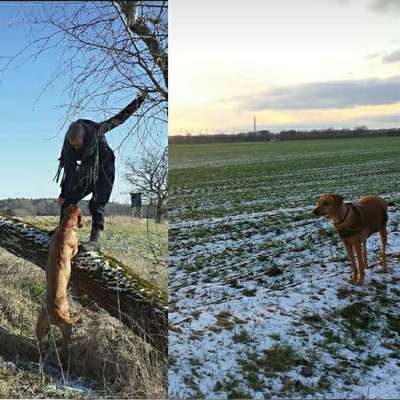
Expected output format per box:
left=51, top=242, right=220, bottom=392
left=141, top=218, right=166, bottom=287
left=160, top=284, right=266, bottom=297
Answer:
left=97, top=91, right=147, bottom=136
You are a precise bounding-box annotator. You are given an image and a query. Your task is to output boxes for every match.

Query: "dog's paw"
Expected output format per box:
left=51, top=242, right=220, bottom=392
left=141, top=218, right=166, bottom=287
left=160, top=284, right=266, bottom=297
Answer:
left=349, top=275, right=359, bottom=284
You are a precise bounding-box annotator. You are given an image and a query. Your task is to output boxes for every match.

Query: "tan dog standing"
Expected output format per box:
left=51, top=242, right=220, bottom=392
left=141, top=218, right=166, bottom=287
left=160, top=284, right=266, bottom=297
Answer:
left=36, top=204, right=82, bottom=360
left=313, top=193, right=389, bottom=285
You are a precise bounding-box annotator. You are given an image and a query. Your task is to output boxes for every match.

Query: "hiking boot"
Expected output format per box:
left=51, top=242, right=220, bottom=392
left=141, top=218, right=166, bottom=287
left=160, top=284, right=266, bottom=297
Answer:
left=80, top=226, right=102, bottom=252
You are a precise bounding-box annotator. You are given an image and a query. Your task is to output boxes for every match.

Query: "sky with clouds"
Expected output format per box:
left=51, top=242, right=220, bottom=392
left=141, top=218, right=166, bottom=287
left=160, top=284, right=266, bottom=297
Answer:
left=170, top=0, right=400, bottom=133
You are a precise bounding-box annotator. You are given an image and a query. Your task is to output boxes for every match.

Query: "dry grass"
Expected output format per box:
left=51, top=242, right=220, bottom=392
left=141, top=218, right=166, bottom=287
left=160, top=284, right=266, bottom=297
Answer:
left=0, top=248, right=167, bottom=398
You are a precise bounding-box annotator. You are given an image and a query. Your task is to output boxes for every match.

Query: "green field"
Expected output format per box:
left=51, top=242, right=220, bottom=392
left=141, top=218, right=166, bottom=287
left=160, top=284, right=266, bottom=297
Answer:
left=170, top=137, right=400, bottom=220
left=169, top=137, right=400, bottom=399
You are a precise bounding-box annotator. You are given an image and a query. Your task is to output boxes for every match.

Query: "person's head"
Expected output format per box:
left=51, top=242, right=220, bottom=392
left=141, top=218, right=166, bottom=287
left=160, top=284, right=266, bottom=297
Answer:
left=67, top=122, right=85, bottom=150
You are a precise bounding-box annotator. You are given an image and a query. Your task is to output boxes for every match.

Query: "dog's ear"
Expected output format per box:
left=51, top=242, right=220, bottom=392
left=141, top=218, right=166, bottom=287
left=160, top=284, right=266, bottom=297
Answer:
left=333, top=194, right=344, bottom=204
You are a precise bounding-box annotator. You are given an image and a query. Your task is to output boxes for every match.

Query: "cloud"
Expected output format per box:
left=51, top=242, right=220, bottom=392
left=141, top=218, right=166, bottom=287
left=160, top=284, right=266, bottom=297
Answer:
left=366, top=52, right=380, bottom=59
left=339, top=0, right=400, bottom=12
left=365, top=48, right=400, bottom=64
left=256, top=113, right=400, bottom=132
left=369, top=0, right=400, bottom=12
left=361, top=113, right=400, bottom=123
left=382, top=48, right=400, bottom=63
left=231, top=76, right=400, bottom=111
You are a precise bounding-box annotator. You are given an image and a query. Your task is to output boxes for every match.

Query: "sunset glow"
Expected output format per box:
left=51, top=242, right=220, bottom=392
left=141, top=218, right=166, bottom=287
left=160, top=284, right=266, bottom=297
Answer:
left=170, top=0, right=400, bottom=134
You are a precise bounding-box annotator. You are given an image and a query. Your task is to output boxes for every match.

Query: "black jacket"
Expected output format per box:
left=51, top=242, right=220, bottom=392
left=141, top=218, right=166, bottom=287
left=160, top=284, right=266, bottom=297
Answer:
left=58, top=94, right=145, bottom=197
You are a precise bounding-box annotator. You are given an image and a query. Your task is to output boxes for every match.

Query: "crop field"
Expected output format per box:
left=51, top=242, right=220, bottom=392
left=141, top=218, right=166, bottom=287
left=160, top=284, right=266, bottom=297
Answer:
left=0, top=215, right=167, bottom=398
left=169, top=137, right=400, bottom=399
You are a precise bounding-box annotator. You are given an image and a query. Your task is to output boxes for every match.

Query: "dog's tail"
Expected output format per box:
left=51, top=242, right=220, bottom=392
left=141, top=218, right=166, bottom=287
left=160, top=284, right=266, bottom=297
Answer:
left=55, top=308, right=81, bottom=325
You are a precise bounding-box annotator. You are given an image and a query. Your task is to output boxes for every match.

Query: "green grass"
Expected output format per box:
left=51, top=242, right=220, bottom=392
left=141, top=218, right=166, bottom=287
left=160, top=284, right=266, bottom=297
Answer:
left=232, top=330, right=252, bottom=344
left=170, top=137, right=400, bottom=221
left=336, top=302, right=373, bottom=329
left=302, top=313, right=323, bottom=325
left=170, top=138, right=400, bottom=171
left=241, top=344, right=300, bottom=376
left=365, top=354, right=385, bottom=367
left=261, top=344, right=300, bottom=372
left=387, top=315, right=400, bottom=334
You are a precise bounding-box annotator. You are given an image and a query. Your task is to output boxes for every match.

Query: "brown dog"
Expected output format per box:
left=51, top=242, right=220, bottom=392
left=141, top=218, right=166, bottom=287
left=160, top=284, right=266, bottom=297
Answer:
left=36, top=204, right=82, bottom=360
left=313, top=193, right=389, bottom=285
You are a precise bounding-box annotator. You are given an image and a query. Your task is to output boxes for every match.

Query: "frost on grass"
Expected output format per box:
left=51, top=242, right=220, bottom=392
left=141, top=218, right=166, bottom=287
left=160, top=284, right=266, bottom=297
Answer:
left=169, top=139, right=400, bottom=399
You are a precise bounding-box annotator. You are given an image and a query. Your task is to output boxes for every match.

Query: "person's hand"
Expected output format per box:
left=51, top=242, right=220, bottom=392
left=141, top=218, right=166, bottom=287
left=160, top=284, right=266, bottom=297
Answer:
left=57, top=197, right=65, bottom=206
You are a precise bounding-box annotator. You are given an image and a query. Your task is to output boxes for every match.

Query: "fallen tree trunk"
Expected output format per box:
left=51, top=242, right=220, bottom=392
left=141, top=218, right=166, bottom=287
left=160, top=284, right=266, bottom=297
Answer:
left=0, top=216, right=167, bottom=355
left=0, top=325, right=38, bottom=362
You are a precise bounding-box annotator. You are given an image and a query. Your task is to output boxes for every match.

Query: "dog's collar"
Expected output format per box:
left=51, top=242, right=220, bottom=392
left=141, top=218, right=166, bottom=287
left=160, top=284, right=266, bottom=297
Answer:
left=64, top=223, right=77, bottom=229
left=334, top=203, right=364, bottom=238
left=335, top=203, right=351, bottom=226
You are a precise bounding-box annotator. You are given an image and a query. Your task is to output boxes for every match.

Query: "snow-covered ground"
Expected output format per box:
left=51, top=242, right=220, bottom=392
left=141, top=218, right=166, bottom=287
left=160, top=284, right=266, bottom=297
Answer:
left=170, top=207, right=400, bottom=398
left=169, top=140, right=400, bottom=399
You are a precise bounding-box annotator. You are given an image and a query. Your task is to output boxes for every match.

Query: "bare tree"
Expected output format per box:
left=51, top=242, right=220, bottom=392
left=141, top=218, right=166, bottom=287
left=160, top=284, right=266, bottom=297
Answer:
left=1, top=1, right=167, bottom=143
left=125, top=146, right=168, bottom=223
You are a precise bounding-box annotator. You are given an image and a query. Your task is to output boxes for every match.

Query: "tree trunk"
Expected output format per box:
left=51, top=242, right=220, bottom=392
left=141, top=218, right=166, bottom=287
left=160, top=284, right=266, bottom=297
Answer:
left=0, top=216, right=167, bottom=355
left=155, top=203, right=162, bottom=224
left=116, top=1, right=168, bottom=89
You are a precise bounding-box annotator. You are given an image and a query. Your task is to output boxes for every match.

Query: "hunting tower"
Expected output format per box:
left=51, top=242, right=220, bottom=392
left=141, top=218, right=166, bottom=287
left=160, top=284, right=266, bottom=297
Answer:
left=130, top=192, right=142, bottom=218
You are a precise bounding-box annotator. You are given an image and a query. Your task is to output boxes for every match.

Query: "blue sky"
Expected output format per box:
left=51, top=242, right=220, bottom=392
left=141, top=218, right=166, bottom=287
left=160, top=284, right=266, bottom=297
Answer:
left=0, top=3, right=158, bottom=203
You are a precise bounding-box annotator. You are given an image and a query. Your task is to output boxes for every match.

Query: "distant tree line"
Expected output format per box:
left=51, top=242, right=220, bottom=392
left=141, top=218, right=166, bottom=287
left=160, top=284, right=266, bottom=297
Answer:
left=0, top=198, right=166, bottom=221
left=0, top=198, right=132, bottom=217
left=169, top=127, right=400, bottom=145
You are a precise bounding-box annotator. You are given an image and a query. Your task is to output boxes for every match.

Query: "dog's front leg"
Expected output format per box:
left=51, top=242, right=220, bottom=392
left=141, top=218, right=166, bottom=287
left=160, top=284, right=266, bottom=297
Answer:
left=344, top=242, right=358, bottom=284
left=362, top=240, right=368, bottom=270
left=354, top=241, right=365, bottom=285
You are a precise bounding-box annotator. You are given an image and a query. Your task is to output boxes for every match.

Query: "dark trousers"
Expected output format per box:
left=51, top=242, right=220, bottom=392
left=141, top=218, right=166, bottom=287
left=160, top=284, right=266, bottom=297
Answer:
left=61, top=161, right=115, bottom=230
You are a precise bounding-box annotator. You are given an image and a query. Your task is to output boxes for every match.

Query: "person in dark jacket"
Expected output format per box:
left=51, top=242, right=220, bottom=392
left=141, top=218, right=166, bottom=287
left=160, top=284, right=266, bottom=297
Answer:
left=54, top=92, right=146, bottom=251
